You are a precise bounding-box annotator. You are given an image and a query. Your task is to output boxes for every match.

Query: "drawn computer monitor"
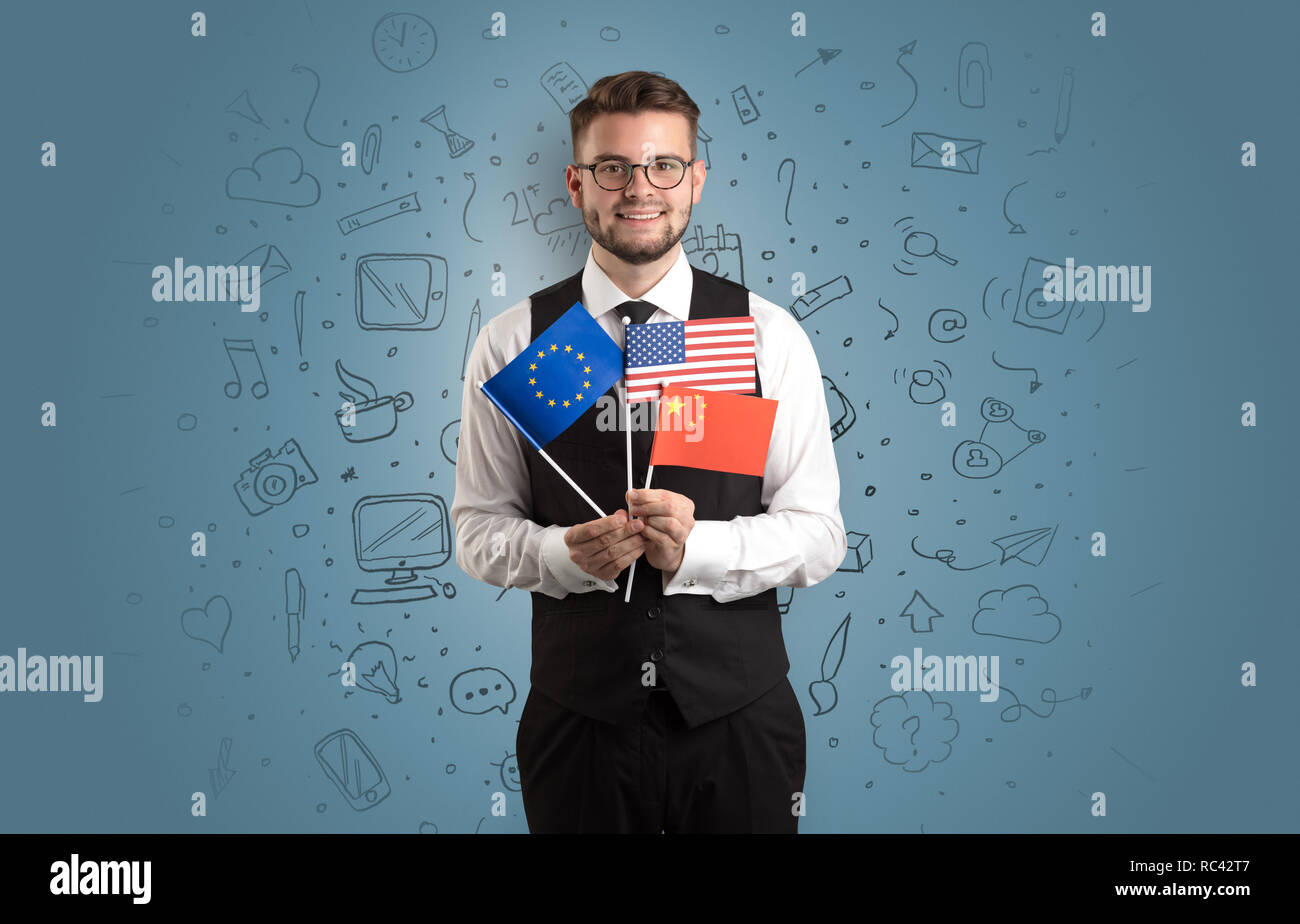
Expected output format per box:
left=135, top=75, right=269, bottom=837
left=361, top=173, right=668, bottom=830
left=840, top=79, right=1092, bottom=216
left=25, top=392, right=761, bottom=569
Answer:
left=350, top=493, right=451, bottom=604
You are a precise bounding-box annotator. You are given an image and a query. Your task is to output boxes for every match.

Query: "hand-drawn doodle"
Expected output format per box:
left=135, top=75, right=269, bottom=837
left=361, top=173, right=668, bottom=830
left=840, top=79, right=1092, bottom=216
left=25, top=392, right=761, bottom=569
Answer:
left=837, top=531, right=872, bottom=572
left=335, top=359, right=413, bottom=443
left=315, top=729, right=390, bottom=810
left=809, top=613, right=850, bottom=715
left=952, top=397, right=1045, bottom=479
left=1003, top=180, right=1028, bottom=233
left=881, top=40, right=918, bottom=127
left=372, top=12, right=437, bottom=72
left=450, top=667, right=516, bottom=715
left=182, top=594, right=232, bottom=652
left=893, top=362, right=950, bottom=404
left=991, top=350, right=1042, bottom=393
left=540, top=62, right=589, bottom=113
left=928, top=308, right=967, bottom=342
left=870, top=690, right=958, bottom=772
left=731, top=84, right=760, bottom=124
left=360, top=123, right=381, bottom=174
left=795, top=47, right=840, bottom=77
left=491, top=750, right=522, bottom=791
left=234, top=439, right=318, bottom=515
left=911, top=132, right=984, bottom=174
left=209, top=737, right=236, bottom=797
left=972, top=584, right=1060, bottom=643
left=289, top=65, right=343, bottom=149
left=285, top=569, right=304, bottom=662
left=789, top=274, right=851, bottom=320
left=823, top=376, right=856, bottom=440
left=222, top=338, right=268, bottom=399
left=1055, top=66, right=1075, bottom=143
left=440, top=419, right=460, bottom=464
left=684, top=223, right=744, bottom=283
left=898, top=589, right=943, bottom=632
left=912, top=524, right=1059, bottom=571
left=354, top=253, right=447, bottom=330
left=350, top=494, right=454, bottom=604
left=226, top=147, right=321, bottom=207
left=225, top=89, right=267, bottom=127
left=337, top=192, right=421, bottom=235
left=346, top=641, right=401, bottom=704
left=893, top=217, right=957, bottom=275
left=421, top=104, right=475, bottom=159
left=958, top=42, right=990, bottom=108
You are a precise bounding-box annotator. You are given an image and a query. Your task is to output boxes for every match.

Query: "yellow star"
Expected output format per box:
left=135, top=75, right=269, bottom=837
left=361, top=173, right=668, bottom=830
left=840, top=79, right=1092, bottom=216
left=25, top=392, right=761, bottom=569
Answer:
left=664, top=396, right=684, bottom=414
left=529, top=363, right=537, bottom=371
left=528, top=377, right=536, bottom=385
left=583, top=380, right=591, bottom=389
left=583, top=365, right=591, bottom=374
left=575, top=393, right=584, bottom=401
left=564, top=344, right=573, bottom=353
left=548, top=399, right=556, bottom=406
left=577, top=352, right=585, bottom=361
left=550, top=344, right=558, bottom=352
left=562, top=400, right=571, bottom=407
left=535, top=390, right=543, bottom=398
left=537, top=350, right=546, bottom=359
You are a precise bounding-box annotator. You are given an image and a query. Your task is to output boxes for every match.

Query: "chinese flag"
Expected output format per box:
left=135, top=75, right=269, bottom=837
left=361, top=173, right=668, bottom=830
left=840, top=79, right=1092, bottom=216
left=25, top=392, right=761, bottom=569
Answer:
left=649, top=384, right=778, bottom=477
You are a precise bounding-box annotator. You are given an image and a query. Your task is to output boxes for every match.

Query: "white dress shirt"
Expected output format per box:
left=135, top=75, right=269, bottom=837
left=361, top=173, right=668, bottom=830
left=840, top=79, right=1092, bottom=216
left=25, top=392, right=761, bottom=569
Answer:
left=450, top=244, right=847, bottom=603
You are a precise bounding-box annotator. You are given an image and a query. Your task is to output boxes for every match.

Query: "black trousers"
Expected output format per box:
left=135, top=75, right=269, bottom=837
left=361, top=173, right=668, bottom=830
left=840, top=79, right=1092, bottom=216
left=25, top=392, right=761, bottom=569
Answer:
left=515, top=677, right=806, bottom=833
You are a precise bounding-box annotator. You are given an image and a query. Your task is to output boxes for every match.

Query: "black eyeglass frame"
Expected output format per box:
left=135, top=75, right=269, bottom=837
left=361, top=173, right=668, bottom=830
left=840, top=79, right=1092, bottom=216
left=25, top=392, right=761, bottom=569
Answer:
left=572, top=156, right=700, bottom=190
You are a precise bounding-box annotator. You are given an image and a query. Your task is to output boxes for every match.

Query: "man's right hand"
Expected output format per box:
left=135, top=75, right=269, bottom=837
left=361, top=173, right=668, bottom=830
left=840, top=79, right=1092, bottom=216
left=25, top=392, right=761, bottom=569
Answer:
left=563, top=509, right=646, bottom=582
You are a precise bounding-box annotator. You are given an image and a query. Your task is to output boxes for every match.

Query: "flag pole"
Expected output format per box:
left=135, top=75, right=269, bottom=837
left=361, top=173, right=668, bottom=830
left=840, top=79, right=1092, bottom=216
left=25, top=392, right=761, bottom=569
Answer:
left=624, top=378, right=668, bottom=603
left=476, top=380, right=606, bottom=518
left=622, top=315, right=636, bottom=602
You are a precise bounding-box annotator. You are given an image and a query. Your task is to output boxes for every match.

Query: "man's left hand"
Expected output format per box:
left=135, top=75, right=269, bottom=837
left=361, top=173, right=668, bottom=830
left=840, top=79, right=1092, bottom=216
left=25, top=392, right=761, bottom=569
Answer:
left=626, top=488, right=695, bottom=575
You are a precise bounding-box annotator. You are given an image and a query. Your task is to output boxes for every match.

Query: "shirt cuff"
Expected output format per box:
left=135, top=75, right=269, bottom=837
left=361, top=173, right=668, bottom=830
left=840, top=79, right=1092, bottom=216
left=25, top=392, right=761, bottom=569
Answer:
left=663, top=519, right=735, bottom=596
left=540, top=525, right=618, bottom=595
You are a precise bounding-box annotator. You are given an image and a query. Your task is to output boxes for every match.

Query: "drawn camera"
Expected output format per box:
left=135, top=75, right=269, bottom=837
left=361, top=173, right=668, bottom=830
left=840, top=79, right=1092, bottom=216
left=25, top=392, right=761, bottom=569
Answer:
left=234, top=438, right=318, bottom=516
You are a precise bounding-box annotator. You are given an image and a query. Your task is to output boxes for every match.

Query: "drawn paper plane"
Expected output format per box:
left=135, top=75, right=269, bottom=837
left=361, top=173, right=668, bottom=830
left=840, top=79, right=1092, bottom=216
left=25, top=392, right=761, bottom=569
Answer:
left=991, top=524, right=1058, bottom=566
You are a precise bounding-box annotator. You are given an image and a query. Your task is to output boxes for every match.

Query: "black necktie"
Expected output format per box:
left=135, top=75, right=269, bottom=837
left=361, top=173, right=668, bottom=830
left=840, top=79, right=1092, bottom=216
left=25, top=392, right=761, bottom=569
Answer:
left=613, top=300, right=662, bottom=491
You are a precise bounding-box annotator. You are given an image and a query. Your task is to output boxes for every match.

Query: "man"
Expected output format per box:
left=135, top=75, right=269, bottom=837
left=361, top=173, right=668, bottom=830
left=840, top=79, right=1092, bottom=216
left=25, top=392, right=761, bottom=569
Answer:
left=451, top=71, right=846, bottom=833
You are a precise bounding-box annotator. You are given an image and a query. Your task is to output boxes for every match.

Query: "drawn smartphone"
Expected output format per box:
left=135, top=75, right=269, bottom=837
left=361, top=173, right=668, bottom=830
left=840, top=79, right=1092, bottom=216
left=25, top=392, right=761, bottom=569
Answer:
left=315, top=728, right=390, bottom=810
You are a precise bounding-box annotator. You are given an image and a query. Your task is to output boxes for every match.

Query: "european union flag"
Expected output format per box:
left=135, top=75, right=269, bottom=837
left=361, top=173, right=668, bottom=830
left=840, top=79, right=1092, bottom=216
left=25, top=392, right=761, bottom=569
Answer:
left=480, top=303, right=623, bottom=450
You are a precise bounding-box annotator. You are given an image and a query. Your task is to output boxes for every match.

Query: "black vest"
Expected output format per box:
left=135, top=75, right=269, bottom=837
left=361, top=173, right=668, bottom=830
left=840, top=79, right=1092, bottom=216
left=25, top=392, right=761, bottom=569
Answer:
left=524, top=263, right=789, bottom=728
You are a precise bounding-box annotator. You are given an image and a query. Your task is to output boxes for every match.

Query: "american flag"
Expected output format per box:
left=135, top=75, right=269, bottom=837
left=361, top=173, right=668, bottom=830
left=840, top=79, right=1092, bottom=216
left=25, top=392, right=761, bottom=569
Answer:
left=624, top=316, right=756, bottom=403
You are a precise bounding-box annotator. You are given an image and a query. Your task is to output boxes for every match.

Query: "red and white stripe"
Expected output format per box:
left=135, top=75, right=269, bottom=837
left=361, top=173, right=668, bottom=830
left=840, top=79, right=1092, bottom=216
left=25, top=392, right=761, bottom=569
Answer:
left=625, top=316, right=756, bottom=403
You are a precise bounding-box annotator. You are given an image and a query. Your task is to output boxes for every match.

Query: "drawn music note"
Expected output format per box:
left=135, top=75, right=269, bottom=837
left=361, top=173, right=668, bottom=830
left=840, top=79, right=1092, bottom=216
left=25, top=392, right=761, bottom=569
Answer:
left=223, top=337, right=268, bottom=399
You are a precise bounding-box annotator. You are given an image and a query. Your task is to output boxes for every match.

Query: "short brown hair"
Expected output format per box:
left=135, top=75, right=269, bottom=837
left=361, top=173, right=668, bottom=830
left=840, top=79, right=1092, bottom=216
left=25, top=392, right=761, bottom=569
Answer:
left=570, top=71, right=700, bottom=162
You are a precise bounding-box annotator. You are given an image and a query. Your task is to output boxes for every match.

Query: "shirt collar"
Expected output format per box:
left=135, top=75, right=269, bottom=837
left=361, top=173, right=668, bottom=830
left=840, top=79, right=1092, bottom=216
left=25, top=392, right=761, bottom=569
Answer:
left=580, top=245, right=692, bottom=322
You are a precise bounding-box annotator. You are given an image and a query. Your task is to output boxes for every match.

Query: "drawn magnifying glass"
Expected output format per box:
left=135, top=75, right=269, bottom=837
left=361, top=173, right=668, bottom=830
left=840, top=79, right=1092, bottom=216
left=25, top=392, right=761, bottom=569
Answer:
left=903, top=231, right=958, bottom=266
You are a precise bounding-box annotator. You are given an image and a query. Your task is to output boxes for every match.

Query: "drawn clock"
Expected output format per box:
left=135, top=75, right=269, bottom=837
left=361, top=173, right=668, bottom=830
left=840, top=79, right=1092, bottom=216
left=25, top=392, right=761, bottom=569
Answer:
left=372, top=13, right=437, bottom=73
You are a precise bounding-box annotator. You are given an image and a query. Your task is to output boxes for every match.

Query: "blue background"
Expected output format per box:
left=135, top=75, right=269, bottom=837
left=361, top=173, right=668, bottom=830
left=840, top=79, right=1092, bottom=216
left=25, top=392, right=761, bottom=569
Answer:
left=2, top=0, right=1297, bottom=833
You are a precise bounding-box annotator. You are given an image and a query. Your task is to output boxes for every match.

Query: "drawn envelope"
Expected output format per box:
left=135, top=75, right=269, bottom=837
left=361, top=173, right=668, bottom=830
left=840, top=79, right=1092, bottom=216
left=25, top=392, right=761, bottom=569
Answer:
left=910, top=132, right=984, bottom=174
left=216, top=243, right=290, bottom=300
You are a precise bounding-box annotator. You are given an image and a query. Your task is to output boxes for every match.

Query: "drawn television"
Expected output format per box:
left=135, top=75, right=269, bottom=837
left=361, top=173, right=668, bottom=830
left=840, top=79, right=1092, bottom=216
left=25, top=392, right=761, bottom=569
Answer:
left=350, top=493, right=455, bottom=604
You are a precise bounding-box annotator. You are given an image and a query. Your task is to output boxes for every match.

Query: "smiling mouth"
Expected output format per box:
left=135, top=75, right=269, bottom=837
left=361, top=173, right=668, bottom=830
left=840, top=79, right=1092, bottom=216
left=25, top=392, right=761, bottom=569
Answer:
left=617, top=211, right=664, bottom=223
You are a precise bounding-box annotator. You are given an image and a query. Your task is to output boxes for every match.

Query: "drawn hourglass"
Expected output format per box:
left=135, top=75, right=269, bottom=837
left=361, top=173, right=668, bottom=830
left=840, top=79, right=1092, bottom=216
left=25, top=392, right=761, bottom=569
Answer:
left=420, top=104, right=475, bottom=159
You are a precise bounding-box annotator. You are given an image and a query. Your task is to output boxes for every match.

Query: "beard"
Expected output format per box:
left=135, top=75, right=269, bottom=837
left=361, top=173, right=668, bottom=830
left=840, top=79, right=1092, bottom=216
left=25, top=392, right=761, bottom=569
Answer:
left=581, top=199, right=691, bottom=265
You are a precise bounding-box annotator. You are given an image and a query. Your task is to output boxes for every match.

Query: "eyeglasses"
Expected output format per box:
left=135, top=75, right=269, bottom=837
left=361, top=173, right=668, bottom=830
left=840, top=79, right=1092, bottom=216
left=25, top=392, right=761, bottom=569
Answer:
left=574, top=156, right=698, bottom=191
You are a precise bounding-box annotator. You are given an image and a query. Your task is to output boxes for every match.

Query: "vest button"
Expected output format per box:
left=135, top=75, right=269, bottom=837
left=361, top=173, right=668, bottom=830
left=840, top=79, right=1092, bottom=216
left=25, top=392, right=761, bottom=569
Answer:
left=646, top=606, right=661, bottom=620
left=650, top=648, right=664, bottom=662
left=683, top=578, right=697, bottom=587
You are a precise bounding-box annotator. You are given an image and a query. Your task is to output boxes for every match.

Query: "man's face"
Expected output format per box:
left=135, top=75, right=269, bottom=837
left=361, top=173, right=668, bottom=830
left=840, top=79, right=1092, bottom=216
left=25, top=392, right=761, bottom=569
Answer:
left=567, top=111, right=704, bottom=266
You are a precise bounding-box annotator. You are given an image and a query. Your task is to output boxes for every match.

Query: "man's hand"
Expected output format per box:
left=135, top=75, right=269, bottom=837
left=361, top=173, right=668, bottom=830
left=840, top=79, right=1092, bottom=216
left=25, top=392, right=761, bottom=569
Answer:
left=563, top=509, right=647, bottom=582
left=627, top=488, right=695, bottom=575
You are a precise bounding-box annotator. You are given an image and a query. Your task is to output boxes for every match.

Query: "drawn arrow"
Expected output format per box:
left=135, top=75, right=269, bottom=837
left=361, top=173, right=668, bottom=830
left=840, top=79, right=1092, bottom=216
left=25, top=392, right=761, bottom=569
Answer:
left=878, top=297, right=900, bottom=340
left=1003, top=180, right=1028, bottom=234
left=881, top=40, right=918, bottom=128
left=795, top=47, right=841, bottom=77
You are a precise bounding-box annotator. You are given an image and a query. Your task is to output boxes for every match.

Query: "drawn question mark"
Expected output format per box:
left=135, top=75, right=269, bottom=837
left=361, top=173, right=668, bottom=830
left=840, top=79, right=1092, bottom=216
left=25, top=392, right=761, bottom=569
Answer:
left=777, top=157, right=796, bottom=225
left=701, top=251, right=720, bottom=276
left=902, top=715, right=921, bottom=756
